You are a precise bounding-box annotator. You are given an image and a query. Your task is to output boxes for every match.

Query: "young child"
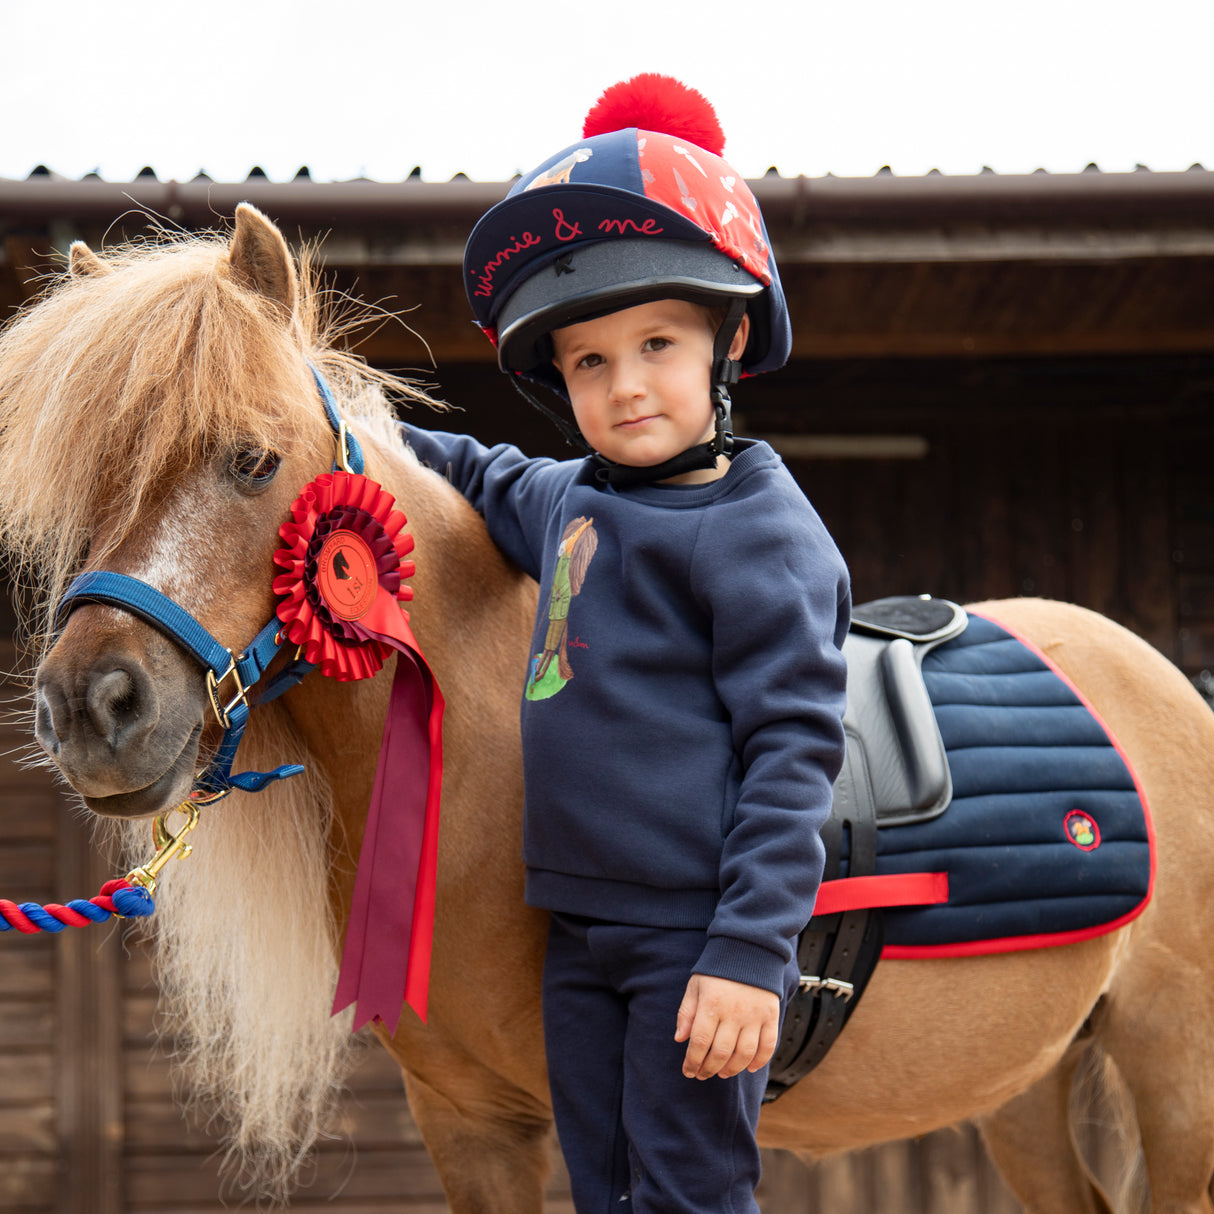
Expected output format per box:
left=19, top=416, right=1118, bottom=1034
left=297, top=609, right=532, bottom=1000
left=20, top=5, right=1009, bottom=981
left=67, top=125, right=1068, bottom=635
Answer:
left=401, top=74, right=849, bottom=1213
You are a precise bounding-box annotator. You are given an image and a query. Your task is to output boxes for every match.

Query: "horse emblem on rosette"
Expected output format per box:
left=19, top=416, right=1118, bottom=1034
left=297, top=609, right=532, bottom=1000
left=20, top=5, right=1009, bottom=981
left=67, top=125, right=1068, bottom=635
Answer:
left=3, top=205, right=1214, bottom=1214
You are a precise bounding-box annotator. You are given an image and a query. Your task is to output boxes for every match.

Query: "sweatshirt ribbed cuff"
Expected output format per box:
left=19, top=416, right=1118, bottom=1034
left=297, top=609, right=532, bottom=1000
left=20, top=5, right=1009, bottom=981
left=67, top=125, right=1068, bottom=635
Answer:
left=693, top=935, right=790, bottom=996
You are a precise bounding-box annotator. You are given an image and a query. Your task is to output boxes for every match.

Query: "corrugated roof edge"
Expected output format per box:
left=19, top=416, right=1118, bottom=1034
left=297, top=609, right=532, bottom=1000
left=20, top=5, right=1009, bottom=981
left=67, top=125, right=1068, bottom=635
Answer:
left=0, top=165, right=1211, bottom=228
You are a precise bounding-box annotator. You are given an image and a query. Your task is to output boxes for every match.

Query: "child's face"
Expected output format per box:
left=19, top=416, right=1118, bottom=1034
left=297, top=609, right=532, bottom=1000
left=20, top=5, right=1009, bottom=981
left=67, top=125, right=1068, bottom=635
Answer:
left=552, top=299, right=748, bottom=479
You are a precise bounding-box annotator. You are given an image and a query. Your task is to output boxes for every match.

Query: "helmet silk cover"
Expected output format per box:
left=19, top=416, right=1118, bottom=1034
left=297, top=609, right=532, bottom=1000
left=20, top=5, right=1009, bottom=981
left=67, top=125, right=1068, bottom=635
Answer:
left=464, top=125, right=792, bottom=396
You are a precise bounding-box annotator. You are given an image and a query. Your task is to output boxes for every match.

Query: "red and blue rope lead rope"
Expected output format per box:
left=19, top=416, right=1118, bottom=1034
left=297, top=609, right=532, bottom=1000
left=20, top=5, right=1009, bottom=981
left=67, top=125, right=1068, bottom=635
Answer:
left=0, top=879, right=154, bottom=933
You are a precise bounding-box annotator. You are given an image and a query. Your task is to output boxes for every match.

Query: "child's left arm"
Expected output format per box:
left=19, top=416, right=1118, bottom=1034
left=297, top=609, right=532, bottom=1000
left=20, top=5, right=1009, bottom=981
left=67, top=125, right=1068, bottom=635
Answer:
left=687, top=474, right=850, bottom=1009
left=674, top=973, right=780, bottom=1080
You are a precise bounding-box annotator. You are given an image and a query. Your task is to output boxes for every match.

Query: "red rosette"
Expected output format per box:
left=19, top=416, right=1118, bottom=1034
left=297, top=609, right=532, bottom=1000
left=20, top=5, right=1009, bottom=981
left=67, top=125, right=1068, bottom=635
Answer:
left=273, top=471, right=417, bottom=681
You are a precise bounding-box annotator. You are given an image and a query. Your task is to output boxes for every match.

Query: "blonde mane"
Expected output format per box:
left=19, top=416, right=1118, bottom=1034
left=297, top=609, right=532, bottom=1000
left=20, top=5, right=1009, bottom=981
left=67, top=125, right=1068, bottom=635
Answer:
left=0, top=226, right=425, bottom=653
left=115, top=702, right=353, bottom=1201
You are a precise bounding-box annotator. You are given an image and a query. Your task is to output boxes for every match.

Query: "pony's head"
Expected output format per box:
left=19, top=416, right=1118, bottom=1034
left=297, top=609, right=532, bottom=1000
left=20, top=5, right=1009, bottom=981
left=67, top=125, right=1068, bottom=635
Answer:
left=0, top=205, right=410, bottom=818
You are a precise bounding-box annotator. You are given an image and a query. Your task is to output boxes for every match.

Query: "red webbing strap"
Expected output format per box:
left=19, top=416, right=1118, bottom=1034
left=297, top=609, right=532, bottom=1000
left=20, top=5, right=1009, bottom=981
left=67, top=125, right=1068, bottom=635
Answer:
left=813, top=872, right=949, bottom=917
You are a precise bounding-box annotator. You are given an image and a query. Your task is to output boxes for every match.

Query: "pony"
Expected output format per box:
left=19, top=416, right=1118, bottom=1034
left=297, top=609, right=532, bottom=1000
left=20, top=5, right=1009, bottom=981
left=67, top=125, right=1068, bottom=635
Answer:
left=3, top=204, right=1214, bottom=1214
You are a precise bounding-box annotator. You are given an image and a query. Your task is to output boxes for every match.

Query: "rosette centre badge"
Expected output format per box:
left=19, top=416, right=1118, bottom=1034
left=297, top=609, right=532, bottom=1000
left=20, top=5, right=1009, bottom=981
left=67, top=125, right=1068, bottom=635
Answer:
left=317, top=530, right=379, bottom=621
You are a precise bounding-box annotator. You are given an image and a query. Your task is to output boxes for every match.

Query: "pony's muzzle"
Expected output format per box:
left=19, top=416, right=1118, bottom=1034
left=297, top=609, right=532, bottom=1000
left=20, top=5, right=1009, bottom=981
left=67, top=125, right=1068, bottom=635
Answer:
left=35, top=652, right=173, bottom=796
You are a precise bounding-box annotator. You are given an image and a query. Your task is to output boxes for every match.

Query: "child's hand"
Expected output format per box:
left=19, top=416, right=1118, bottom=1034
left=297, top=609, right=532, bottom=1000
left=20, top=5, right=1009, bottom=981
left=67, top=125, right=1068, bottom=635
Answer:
left=674, top=974, right=780, bottom=1080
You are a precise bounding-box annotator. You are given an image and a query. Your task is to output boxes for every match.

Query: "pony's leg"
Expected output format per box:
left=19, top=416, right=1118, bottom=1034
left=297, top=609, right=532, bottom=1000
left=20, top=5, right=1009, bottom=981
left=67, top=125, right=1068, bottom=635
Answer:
left=976, top=1043, right=1115, bottom=1214
left=1099, top=975, right=1214, bottom=1214
left=402, top=1066, right=553, bottom=1214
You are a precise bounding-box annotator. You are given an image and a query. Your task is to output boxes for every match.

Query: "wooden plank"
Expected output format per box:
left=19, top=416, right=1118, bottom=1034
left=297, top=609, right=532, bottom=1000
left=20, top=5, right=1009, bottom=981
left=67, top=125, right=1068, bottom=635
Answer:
left=125, top=1091, right=422, bottom=1154
left=2, top=235, right=55, bottom=303
left=0, top=792, right=60, bottom=842
left=811, top=1151, right=862, bottom=1210
left=0, top=1053, right=53, bottom=1103
left=0, top=1103, right=56, bottom=1154
left=0, top=943, right=52, bottom=996
left=957, top=420, right=1017, bottom=603
left=0, top=998, right=53, bottom=1047
left=757, top=1149, right=813, bottom=1211
left=1119, top=416, right=1176, bottom=656
left=1066, top=419, right=1122, bottom=619
left=0, top=1154, right=54, bottom=1210
left=124, top=1147, right=450, bottom=1206
left=868, top=1138, right=922, bottom=1210
left=1010, top=418, right=1070, bottom=604
left=55, top=803, right=123, bottom=1214
left=920, top=1126, right=985, bottom=1212
left=0, top=842, right=53, bottom=894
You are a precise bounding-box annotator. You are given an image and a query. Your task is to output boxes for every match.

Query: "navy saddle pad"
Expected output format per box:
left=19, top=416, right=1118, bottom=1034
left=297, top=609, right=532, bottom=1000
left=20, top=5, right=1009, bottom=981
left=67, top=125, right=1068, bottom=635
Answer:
left=822, top=612, right=1154, bottom=956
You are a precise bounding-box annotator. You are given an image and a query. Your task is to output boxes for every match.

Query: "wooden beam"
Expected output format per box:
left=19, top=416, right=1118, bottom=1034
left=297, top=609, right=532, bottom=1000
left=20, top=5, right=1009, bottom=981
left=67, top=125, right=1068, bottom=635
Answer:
left=55, top=804, right=122, bottom=1214
left=788, top=328, right=1214, bottom=359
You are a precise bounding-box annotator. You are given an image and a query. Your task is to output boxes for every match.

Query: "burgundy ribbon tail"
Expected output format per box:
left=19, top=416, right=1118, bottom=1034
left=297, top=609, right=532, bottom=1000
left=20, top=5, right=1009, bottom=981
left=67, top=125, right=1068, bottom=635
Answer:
left=331, top=593, right=445, bottom=1034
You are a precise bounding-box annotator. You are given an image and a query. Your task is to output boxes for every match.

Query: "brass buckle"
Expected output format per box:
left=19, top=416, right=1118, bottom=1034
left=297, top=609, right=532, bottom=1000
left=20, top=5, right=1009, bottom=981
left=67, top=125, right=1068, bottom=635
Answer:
left=337, top=419, right=356, bottom=475
left=206, top=652, right=248, bottom=729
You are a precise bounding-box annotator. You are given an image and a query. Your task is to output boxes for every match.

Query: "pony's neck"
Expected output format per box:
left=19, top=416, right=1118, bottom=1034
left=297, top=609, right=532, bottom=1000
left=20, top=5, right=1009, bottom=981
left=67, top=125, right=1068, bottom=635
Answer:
left=286, top=417, right=539, bottom=928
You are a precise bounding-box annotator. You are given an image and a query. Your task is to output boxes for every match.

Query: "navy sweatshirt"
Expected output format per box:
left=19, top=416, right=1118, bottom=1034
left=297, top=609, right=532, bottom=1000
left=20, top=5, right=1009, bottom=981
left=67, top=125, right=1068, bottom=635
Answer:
left=400, top=425, right=850, bottom=995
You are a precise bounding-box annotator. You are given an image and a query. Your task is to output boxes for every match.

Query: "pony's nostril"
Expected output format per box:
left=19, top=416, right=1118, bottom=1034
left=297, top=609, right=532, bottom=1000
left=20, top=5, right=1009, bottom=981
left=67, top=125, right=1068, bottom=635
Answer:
left=86, top=665, right=154, bottom=749
left=34, top=691, right=62, bottom=757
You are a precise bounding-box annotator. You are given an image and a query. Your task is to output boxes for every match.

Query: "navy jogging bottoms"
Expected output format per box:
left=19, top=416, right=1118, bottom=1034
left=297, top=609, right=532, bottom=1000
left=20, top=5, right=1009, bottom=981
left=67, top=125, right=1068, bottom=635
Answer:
left=542, top=913, right=795, bottom=1214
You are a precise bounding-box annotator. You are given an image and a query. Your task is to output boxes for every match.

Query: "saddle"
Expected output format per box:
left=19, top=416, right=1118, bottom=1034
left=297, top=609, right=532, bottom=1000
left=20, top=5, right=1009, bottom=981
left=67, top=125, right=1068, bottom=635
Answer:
left=765, top=595, right=966, bottom=1102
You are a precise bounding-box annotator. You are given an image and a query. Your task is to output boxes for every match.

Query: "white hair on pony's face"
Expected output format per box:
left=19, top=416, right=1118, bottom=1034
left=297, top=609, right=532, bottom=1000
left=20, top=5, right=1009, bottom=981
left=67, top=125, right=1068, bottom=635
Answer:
left=116, top=700, right=356, bottom=1201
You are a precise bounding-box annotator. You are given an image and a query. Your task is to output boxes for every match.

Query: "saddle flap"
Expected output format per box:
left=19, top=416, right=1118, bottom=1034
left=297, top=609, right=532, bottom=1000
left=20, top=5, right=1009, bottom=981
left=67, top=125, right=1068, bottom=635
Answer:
left=835, top=598, right=965, bottom=828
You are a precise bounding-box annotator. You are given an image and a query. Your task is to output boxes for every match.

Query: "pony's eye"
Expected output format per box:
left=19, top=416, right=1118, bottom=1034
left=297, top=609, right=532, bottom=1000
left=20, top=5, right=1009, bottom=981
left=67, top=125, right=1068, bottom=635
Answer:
left=229, top=448, right=281, bottom=489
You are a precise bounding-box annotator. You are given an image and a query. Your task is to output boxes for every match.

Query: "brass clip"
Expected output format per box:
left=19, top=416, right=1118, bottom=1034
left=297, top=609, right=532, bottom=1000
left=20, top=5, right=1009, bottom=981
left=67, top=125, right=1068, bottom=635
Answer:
left=126, top=802, right=201, bottom=894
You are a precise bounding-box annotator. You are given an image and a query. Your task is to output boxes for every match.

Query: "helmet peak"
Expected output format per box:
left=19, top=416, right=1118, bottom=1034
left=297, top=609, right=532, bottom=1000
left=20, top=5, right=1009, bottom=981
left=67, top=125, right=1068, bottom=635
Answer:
left=582, top=74, right=725, bottom=157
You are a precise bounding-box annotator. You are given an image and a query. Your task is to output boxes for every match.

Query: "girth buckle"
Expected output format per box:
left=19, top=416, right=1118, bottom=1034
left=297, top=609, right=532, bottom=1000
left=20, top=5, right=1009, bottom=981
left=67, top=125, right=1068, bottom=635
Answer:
left=798, top=974, right=856, bottom=1002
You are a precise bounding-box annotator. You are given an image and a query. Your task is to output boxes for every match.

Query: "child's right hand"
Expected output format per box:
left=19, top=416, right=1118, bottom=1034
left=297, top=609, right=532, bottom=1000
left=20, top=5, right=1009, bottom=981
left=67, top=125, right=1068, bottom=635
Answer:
left=674, top=973, right=780, bottom=1080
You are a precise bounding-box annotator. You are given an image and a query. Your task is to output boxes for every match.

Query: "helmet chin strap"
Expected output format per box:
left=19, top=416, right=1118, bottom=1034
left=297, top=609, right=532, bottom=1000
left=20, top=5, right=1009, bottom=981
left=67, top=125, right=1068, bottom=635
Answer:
left=510, top=298, right=749, bottom=487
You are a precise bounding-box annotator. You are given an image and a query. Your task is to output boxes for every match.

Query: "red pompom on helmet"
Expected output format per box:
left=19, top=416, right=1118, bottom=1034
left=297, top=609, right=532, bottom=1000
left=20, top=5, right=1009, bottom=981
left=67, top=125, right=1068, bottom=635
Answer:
left=582, top=73, right=726, bottom=155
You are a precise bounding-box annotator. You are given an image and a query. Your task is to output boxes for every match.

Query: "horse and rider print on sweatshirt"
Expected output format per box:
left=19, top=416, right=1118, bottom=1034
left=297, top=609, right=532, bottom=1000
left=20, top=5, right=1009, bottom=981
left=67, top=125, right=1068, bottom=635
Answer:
left=527, top=516, right=598, bottom=700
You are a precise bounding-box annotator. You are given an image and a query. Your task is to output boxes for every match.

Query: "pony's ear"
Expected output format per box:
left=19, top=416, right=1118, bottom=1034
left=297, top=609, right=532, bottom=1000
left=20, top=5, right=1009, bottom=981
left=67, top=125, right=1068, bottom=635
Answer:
left=68, top=241, right=109, bottom=278
left=228, top=203, right=298, bottom=320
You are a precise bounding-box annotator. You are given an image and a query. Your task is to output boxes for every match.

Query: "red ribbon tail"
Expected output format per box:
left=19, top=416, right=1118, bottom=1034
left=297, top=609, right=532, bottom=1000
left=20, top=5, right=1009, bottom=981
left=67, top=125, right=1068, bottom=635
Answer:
left=404, top=675, right=444, bottom=1023
left=332, top=590, right=443, bottom=1034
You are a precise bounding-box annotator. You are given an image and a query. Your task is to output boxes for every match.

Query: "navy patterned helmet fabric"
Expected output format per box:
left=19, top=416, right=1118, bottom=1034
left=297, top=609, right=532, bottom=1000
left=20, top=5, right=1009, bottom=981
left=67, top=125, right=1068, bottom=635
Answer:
left=462, top=75, right=792, bottom=400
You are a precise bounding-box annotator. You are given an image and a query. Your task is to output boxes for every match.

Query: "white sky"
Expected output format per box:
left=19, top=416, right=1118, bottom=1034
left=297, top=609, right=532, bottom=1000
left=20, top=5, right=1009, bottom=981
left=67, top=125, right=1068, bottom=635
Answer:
left=3, top=0, right=1211, bottom=184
